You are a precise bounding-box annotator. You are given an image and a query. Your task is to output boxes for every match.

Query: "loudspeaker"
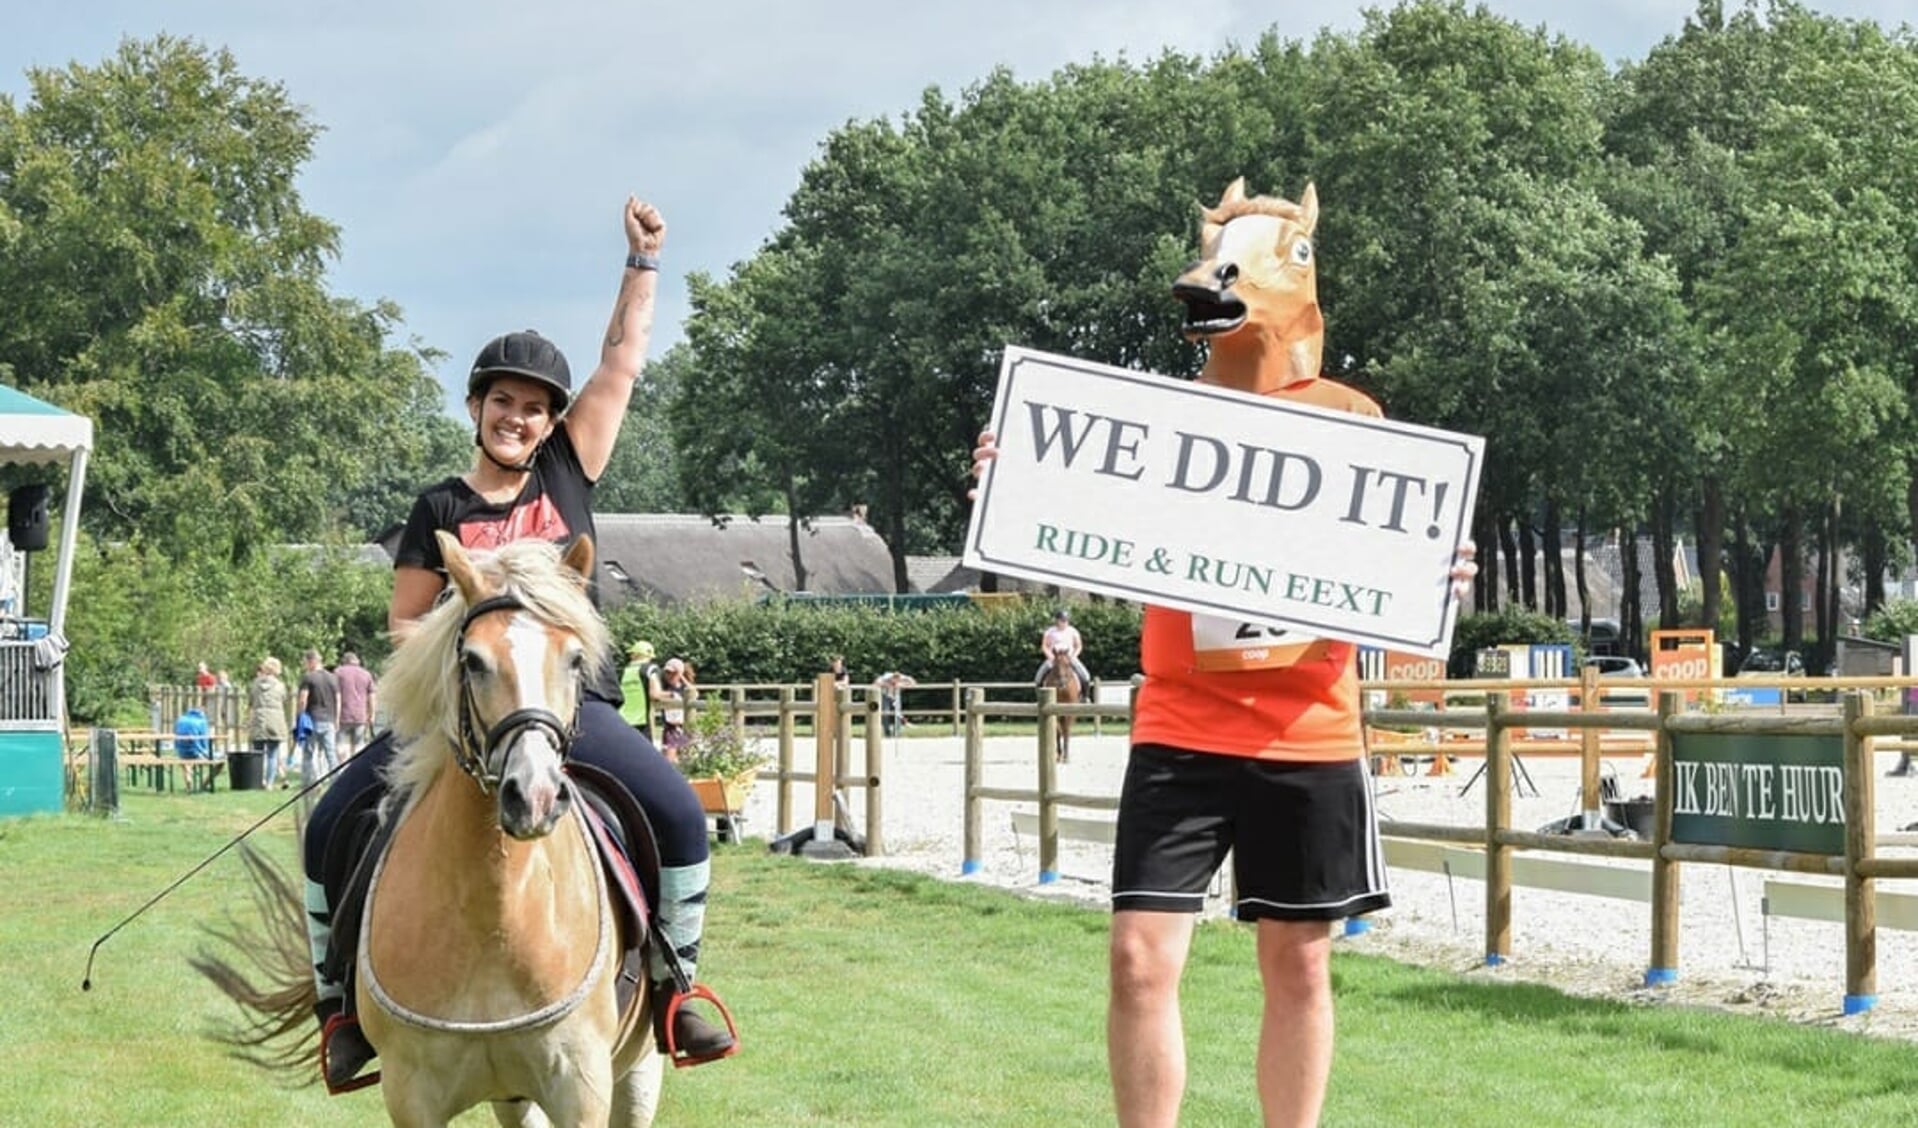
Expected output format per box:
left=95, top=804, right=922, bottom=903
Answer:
left=8, top=484, right=49, bottom=552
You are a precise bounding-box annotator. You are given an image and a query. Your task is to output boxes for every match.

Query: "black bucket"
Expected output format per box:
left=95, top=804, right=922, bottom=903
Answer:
left=228, top=749, right=266, bottom=791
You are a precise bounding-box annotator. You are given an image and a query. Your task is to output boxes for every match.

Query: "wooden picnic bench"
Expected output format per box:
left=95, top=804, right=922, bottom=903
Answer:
left=107, top=730, right=229, bottom=793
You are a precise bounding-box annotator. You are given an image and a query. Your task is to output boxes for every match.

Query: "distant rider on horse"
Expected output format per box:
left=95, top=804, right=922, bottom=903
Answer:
left=1034, top=608, right=1092, bottom=696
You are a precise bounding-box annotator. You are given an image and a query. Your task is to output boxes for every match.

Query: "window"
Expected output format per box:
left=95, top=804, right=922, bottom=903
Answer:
left=1765, top=592, right=1780, bottom=612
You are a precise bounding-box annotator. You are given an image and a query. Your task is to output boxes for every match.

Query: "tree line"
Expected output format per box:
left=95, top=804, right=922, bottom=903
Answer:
left=660, top=0, right=1918, bottom=670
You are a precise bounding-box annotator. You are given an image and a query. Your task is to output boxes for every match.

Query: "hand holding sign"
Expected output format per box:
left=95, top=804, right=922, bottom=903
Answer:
left=964, top=347, right=1483, bottom=657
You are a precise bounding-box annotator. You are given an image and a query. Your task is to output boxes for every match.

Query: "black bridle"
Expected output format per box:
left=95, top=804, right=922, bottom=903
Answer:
left=453, top=593, right=581, bottom=792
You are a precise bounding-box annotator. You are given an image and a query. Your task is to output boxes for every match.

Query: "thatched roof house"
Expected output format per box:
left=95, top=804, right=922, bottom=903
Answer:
left=376, top=512, right=898, bottom=608
left=591, top=514, right=897, bottom=608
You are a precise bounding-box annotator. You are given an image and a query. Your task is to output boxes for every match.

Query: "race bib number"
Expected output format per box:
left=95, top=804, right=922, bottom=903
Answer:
left=1191, top=614, right=1321, bottom=672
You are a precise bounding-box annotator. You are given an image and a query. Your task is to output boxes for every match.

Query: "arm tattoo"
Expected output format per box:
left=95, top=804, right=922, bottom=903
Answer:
left=605, top=298, right=629, bottom=348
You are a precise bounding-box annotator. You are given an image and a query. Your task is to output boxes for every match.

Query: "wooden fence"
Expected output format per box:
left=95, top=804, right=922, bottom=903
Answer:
left=951, top=671, right=1918, bottom=1015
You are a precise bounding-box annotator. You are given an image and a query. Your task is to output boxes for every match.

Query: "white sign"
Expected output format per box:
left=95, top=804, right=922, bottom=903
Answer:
left=963, top=346, right=1484, bottom=657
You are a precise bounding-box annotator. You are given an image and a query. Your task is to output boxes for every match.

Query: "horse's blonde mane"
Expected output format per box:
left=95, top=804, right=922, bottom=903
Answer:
left=379, top=538, right=610, bottom=795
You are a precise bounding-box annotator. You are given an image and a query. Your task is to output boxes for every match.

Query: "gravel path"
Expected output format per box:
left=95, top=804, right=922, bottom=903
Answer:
left=734, top=728, right=1918, bottom=1040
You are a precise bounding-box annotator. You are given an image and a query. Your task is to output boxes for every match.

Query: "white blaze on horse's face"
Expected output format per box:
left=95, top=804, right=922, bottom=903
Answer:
left=470, top=606, right=585, bottom=840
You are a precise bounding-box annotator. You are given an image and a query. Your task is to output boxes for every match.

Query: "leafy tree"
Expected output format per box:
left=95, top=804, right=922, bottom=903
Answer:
left=1608, top=2, right=1918, bottom=665
left=0, top=36, right=453, bottom=558
left=596, top=343, right=691, bottom=514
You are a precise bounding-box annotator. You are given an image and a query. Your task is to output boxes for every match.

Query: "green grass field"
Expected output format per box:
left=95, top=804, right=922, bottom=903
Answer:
left=8, top=788, right=1918, bottom=1126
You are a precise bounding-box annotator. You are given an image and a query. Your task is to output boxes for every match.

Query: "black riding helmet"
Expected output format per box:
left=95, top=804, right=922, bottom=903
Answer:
left=468, top=330, right=572, bottom=413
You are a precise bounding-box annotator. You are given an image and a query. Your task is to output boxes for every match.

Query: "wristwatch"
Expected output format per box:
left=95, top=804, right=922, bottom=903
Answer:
left=625, top=252, right=660, bottom=272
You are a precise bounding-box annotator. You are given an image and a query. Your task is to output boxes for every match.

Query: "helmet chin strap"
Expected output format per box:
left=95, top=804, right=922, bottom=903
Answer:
left=474, top=429, right=540, bottom=474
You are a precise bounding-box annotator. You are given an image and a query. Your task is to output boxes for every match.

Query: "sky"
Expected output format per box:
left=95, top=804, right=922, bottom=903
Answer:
left=3, top=1, right=1911, bottom=415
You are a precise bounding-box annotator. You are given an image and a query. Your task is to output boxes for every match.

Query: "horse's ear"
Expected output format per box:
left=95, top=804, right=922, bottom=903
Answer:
left=1299, top=182, right=1319, bottom=237
left=562, top=535, right=595, bottom=582
left=1218, top=177, right=1247, bottom=208
left=437, top=531, right=486, bottom=605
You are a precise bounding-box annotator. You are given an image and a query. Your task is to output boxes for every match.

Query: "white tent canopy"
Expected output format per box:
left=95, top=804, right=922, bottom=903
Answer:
left=0, top=384, right=92, bottom=638
left=0, top=384, right=93, bottom=463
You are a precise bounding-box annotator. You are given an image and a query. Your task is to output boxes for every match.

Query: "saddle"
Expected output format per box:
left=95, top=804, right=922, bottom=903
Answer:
left=318, top=762, right=663, bottom=1089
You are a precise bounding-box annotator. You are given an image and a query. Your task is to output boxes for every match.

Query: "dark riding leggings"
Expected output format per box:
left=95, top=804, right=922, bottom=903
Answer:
left=302, top=696, right=712, bottom=882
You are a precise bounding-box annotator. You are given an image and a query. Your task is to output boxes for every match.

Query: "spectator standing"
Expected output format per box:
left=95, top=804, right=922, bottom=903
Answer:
left=659, top=657, right=696, bottom=754
left=248, top=657, right=291, bottom=787
left=619, top=640, right=662, bottom=739
left=194, top=661, right=216, bottom=710
left=333, top=651, right=377, bottom=757
left=295, top=649, right=340, bottom=782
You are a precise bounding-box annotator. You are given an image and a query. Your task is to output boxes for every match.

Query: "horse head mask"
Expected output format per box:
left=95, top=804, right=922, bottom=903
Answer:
left=1173, top=178, right=1323, bottom=395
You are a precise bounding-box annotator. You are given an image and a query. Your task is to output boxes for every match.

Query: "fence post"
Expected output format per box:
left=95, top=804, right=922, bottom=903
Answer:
left=1647, top=690, right=1682, bottom=986
left=1579, top=662, right=1602, bottom=828
left=864, top=696, right=884, bottom=857
left=811, top=674, right=838, bottom=846
left=1844, top=691, right=1878, bottom=1014
left=951, top=680, right=962, bottom=736
left=1038, top=686, right=1060, bottom=884
left=962, top=688, right=985, bottom=875
left=730, top=685, right=747, bottom=747
left=1485, top=692, right=1512, bottom=966
left=776, top=686, right=795, bottom=836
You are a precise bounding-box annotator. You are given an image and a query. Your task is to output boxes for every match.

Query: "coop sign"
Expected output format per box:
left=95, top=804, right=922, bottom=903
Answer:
left=963, top=346, right=1484, bottom=657
left=1667, top=732, right=1846, bottom=855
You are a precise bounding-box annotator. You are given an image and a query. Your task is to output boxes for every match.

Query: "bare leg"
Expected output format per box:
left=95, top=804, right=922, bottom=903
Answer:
left=1255, top=919, right=1335, bottom=1128
left=1108, top=909, right=1195, bottom=1128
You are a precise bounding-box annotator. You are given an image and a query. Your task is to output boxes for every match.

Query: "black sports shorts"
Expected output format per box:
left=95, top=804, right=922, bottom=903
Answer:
left=1111, top=743, right=1389, bottom=922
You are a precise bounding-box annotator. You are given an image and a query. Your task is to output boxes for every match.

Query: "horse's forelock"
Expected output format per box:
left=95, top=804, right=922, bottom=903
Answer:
left=380, top=539, right=609, bottom=789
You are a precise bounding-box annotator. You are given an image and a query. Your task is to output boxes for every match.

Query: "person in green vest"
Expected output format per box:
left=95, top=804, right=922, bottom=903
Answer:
left=620, top=640, right=663, bottom=739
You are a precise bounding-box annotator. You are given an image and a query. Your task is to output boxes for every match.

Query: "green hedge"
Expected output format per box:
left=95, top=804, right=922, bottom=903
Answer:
left=605, top=598, right=1519, bottom=689
left=605, top=598, right=1145, bottom=689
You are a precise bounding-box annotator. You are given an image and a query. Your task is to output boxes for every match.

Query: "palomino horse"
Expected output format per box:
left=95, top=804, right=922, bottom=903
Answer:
left=198, top=533, right=661, bottom=1127
left=1040, top=644, right=1081, bottom=763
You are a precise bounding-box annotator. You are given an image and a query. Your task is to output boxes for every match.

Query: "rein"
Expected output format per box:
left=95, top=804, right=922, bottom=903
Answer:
left=452, top=592, right=580, bottom=791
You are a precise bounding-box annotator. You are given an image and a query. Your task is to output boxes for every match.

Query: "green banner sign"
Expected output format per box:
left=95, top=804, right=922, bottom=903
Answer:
left=1667, top=732, right=1846, bottom=855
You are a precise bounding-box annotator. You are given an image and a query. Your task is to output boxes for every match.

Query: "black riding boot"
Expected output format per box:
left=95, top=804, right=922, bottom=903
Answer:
left=316, top=998, right=378, bottom=1092
left=654, top=983, right=738, bottom=1067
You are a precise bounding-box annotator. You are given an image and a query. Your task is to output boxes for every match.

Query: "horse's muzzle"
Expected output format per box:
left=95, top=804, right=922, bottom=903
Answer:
left=499, top=771, right=571, bottom=840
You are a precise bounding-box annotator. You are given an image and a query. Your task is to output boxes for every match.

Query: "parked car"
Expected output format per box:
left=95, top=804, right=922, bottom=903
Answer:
left=1732, top=647, right=1809, bottom=705
left=1583, top=655, right=1644, bottom=678
left=1581, top=654, right=1650, bottom=708
left=1737, top=648, right=1805, bottom=677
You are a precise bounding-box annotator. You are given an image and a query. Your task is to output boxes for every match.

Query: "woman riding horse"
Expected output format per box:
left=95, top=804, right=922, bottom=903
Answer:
left=301, top=197, right=734, bottom=1090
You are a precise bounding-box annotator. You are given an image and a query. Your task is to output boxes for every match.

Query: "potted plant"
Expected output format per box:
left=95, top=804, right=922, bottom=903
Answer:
left=673, top=706, right=769, bottom=815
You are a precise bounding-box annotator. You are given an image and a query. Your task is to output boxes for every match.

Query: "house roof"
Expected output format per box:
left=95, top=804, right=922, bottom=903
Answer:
left=591, top=514, right=897, bottom=607
left=904, top=554, right=1102, bottom=600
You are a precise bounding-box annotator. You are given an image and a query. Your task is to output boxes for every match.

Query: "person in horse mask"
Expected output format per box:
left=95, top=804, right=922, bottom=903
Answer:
left=1033, top=607, right=1092, bottom=696
left=302, top=196, right=736, bottom=1089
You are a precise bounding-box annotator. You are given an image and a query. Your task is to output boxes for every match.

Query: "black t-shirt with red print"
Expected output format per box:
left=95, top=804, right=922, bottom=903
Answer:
left=394, top=425, right=620, bottom=703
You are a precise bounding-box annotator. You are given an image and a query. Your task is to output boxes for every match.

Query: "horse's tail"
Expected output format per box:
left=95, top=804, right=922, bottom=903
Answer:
left=188, top=839, right=321, bottom=1083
